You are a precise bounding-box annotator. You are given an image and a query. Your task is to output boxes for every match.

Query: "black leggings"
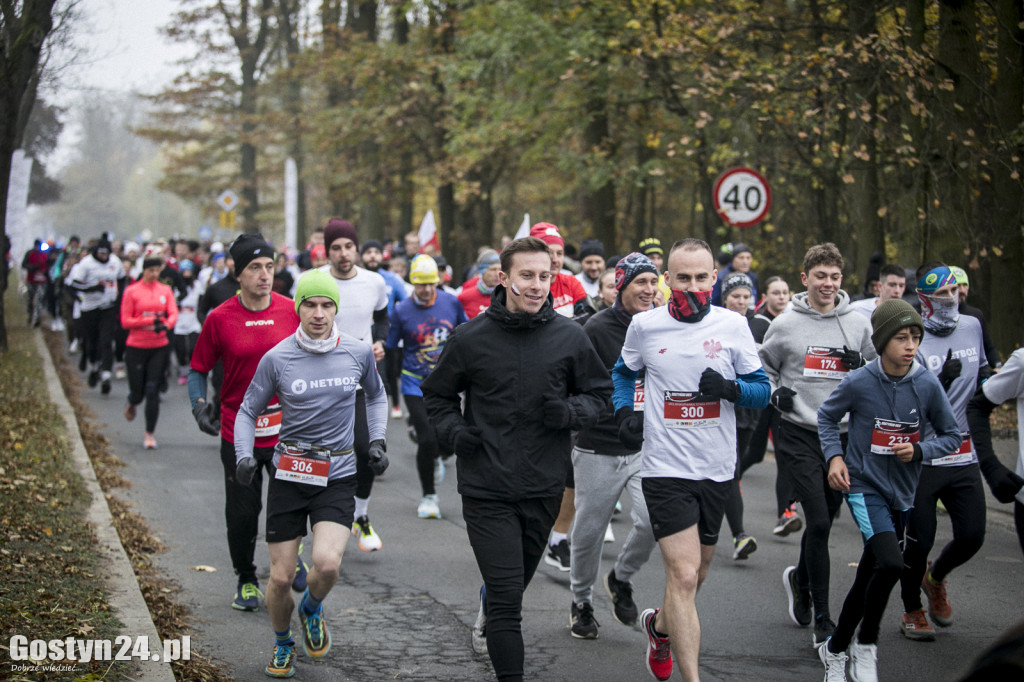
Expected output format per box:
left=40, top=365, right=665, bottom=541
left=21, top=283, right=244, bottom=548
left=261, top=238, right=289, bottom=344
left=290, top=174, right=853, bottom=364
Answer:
left=384, top=348, right=402, bottom=409
left=352, top=390, right=373, bottom=499
left=901, top=464, right=986, bottom=612
left=219, top=438, right=275, bottom=584
left=832, top=529, right=904, bottom=650
left=1016, top=501, right=1024, bottom=558
left=79, top=306, right=118, bottom=372
left=740, top=408, right=794, bottom=517
left=724, top=425, right=755, bottom=537
left=462, top=495, right=561, bottom=682
left=173, top=332, right=199, bottom=368
left=125, top=345, right=170, bottom=432
left=404, top=394, right=439, bottom=496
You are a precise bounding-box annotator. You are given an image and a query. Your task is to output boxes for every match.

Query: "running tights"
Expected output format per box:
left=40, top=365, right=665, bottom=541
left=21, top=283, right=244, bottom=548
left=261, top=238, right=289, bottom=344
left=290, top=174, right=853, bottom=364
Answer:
left=797, top=489, right=843, bottom=618
left=404, top=394, right=439, bottom=496
left=125, top=345, right=170, bottom=432
left=831, top=530, right=904, bottom=650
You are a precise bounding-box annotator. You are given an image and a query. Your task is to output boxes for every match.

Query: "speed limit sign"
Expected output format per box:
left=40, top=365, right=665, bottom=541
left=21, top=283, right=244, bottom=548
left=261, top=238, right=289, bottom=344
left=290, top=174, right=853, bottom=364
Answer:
left=713, top=167, right=771, bottom=228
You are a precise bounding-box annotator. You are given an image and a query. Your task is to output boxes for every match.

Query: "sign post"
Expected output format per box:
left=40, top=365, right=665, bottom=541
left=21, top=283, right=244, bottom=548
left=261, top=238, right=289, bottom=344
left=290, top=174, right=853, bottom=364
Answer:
left=216, top=190, right=239, bottom=232
left=712, top=168, right=771, bottom=228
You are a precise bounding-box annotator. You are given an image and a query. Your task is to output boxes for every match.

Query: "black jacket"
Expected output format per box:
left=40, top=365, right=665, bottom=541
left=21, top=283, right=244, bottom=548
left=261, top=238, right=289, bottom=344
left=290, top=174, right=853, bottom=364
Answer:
left=576, top=304, right=639, bottom=456
left=422, top=285, right=612, bottom=501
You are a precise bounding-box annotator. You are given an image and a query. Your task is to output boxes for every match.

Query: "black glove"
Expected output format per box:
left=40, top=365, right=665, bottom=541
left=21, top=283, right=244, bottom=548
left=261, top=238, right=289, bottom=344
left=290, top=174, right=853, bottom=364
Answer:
left=542, top=393, right=572, bottom=430
left=698, top=367, right=740, bottom=402
left=453, top=426, right=484, bottom=458
left=616, top=407, right=644, bottom=451
left=938, top=348, right=962, bottom=391
left=840, top=345, right=865, bottom=371
left=236, top=457, right=257, bottom=486
left=152, top=314, right=167, bottom=334
left=368, top=439, right=389, bottom=476
left=981, top=464, right=1024, bottom=504
left=191, top=401, right=220, bottom=436
left=771, top=386, right=797, bottom=412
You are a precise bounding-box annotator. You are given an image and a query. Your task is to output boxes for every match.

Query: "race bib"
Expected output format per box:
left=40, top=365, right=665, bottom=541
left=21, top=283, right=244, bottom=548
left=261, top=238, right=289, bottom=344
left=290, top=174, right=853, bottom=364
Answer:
left=870, top=418, right=920, bottom=455
left=634, top=380, right=645, bottom=412
left=254, top=403, right=282, bottom=438
left=663, top=391, right=721, bottom=428
left=275, top=448, right=330, bottom=487
left=803, top=346, right=848, bottom=379
left=932, top=434, right=974, bottom=466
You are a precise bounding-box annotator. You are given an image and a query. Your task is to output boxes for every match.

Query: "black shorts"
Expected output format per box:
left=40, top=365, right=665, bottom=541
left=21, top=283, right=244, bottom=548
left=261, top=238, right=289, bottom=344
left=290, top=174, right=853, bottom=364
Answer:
left=642, top=477, right=731, bottom=544
left=266, top=474, right=357, bottom=543
left=774, top=418, right=844, bottom=506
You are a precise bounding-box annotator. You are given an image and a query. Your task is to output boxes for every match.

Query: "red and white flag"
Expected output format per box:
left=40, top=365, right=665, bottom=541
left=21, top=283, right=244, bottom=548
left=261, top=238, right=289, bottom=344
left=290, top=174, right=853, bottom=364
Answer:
left=514, top=213, right=531, bottom=239
left=418, top=210, right=440, bottom=253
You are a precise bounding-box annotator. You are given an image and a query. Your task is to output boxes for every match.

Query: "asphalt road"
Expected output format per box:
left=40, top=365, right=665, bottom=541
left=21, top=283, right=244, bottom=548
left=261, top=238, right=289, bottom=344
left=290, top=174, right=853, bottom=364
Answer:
left=79, top=364, right=1022, bottom=682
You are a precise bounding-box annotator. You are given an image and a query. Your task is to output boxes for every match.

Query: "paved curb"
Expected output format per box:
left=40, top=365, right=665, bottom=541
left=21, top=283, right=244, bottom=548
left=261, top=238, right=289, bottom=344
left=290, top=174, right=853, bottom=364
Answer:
left=35, top=332, right=176, bottom=682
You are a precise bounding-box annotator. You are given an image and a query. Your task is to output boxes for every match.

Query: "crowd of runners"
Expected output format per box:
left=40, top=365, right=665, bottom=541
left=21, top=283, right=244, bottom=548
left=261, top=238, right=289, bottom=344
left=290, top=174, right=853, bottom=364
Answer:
left=15, top=222, right=1024, bottom=682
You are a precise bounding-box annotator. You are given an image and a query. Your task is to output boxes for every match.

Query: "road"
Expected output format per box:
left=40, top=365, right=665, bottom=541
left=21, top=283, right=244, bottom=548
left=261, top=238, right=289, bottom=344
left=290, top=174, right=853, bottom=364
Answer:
left=79, top=367, right=1022, bottom=681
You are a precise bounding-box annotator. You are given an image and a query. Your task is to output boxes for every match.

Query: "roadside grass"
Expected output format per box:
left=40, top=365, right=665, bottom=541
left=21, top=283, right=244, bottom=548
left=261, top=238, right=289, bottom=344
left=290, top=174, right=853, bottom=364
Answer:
left=0, top=304, right=130, bottom=680
left=1, top=280, right=229, bottom=681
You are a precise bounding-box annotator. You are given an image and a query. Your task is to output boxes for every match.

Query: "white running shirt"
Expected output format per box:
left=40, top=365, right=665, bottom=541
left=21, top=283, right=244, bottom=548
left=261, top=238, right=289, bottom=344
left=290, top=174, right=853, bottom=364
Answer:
left=620, top=306, right=762, bottom=481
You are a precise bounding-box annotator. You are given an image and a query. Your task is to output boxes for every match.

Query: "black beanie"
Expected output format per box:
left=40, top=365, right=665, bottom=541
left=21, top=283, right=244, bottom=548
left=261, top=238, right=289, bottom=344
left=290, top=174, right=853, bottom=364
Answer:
left=579, top=239, right=605, bottom=261
left=360, top=239, right=383, bottom=255
left=229, top=234, right=275, bottom=276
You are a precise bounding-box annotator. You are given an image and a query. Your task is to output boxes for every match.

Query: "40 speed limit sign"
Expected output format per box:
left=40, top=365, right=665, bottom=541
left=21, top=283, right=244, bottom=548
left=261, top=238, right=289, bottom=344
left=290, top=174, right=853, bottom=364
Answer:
left=713, top=167, right=771, bottom=228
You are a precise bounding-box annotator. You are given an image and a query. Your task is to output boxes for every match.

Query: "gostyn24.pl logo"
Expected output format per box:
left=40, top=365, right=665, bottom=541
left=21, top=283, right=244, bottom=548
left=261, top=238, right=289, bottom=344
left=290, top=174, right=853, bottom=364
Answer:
left=8, top=634, right=190, bottom=664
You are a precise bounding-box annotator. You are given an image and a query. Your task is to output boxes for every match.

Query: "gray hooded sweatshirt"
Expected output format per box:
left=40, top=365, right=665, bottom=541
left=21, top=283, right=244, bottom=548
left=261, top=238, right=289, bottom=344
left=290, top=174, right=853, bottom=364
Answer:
left=759, top=290, right=876, bottom=431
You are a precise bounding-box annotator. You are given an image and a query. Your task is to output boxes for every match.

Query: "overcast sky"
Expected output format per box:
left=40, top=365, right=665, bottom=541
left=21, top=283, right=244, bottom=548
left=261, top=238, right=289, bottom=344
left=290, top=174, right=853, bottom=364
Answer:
left=64, top=0, right=189, bottom=98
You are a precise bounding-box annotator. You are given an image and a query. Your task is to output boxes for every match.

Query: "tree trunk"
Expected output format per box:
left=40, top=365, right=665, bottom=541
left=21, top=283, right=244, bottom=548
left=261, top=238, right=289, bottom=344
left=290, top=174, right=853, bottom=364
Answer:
left=583, top=97, right=616, bottom=250
left=987, top=0, right=1024, bottom=356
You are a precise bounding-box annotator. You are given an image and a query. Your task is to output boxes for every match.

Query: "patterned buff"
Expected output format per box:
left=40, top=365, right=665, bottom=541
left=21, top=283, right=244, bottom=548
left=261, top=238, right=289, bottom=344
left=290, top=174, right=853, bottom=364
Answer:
left=668, top=288, right=713, bottom=323
left=916, top=266, right=959, bottom=337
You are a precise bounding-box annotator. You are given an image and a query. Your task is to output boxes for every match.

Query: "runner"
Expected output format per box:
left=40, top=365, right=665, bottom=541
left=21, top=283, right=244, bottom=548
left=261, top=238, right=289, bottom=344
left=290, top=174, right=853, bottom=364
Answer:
left=457, top=248, right=501, bottom=320
left=898, top=265, right=993, bottom=642
left=188, top=234, right=306, bottom=611
left=568, top=252, right=660, bottom=640
left=758, top=242, right=876, bottom=648
left=120, top=256, right=178, bottom=450
left=817, top=299, right=960, bottom=682
left=638, top=237, right=670, bottom=305
left=718, top=271, right=760, bottom=560
left=967, top=347, right=1024, bottom=556
left=318, top=218, right=391, bottom=552
left=711, top=243, right=759, bottom=306
left=68, top=237, right=125, bottom=395
left=948, top=265, right=1001, bottom=368
left=611, top=238, right=769, bottom=681
left=422, top=236, right=610, bottom=681
left=359, top=238, right=409, bottom=418
left=233, top=269, right=388, bottom=678
left=848, top=264, right=906, bottom=319
left=743, top=276, right=802, bottom=536
left=385, top=254, right=467, bottom=519
left=575, top=239, right=606, bottom=298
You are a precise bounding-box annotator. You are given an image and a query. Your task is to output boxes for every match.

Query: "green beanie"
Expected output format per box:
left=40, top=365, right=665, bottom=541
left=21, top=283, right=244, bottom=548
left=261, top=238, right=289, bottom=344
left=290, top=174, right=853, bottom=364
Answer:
left=295, top=269, right=340, bottom=313
left=871, top=298, right=924, bottom=354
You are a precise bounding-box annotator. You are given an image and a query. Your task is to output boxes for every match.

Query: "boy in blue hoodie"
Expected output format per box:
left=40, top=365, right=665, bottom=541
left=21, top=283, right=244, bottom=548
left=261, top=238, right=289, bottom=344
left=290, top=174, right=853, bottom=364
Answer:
left=816, top=299, right=960, bottom=682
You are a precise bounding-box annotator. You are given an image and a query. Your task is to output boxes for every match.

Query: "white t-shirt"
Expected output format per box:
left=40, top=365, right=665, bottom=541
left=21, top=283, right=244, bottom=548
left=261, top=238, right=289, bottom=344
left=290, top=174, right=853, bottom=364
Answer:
left=980, top=348, right=1024, bottom=504
left=319, top=265, right=388, bottom=343
left=848, top=297, right=879, bottom=319
left=620, top=305, right=762, bottom=481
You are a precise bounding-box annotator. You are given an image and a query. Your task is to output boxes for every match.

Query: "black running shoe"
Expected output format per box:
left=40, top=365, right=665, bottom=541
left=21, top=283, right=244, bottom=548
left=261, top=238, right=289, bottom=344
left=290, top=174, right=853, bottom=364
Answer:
left=813, top=614, right=836, bottom=648
left=544, top=539, right=570, bottom=572
left=783, top=565, right=812, bottom=627
left=604, top=568, right=638, bottom=626
left=570, top=601, right=599, bottom=639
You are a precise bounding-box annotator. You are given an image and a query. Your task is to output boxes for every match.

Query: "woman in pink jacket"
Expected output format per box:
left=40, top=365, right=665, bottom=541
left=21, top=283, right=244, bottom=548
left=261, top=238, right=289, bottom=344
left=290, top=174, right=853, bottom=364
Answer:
left=120, top=257, right=178, bottom=449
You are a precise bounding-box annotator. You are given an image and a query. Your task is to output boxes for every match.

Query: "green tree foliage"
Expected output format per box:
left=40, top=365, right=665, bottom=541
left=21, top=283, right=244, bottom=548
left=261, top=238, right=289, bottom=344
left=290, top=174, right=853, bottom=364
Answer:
left=142, top=0, right=1022, bottom=353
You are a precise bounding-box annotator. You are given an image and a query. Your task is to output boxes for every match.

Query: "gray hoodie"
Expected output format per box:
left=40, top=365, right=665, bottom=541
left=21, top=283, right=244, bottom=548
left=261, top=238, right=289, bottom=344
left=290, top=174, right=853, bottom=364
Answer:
left=759, top=290, right=876, bottom=430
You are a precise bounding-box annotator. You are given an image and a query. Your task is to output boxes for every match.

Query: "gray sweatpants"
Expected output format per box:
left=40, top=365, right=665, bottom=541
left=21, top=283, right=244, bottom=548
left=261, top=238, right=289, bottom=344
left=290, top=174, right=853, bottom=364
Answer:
left=569, top=447, right=657, bottom=605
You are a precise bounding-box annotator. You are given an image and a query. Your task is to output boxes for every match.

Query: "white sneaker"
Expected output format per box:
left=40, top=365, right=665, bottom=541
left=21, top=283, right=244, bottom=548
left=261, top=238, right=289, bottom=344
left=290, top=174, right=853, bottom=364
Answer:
left=604, top=523, right=615, bottom=543
left=472, top=585, right=488, bottom=655
left=818, top=639, right=849, bottom=682
left=417, top=494, right=441, bottom=519
left=115, top=363, right=127, bottom=380
left=352, top=515, right=382, bottom=552
left=848, top=641, right=877, bottom=682
left=50, top=318, right=65, bottom=331
left=390, top=405, right=403, bottom=419
left=69, top=339, right=79, bottom=353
